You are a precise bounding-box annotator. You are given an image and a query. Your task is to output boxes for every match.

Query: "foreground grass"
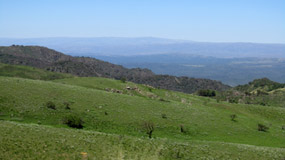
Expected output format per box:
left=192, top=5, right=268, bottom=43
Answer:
left=1, top=121, right=284, bottom=160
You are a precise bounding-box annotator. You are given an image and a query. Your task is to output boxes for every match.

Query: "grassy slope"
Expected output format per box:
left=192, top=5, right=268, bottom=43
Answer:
left=0, top=63, right=74, bottom=80
left=1, top=121, right=285, bottom=160
left=0, top=77, right=285, bottom=148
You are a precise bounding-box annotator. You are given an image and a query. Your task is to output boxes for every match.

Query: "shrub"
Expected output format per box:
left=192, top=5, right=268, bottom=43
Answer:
left=46, top=101, right=56, bottom=110
left=203, top=98, right=210, bottom=105
left=198, top=90, right=216, bottom=97
left=64, top=114, right=84, bottom=129
left=256, top=90, right=269, bottom=96
left=63, top=102, right=71, bottom=110
left=282, top=125, right=285, bottom=130
left=229, top=98, right=238, bottom=104
left=245, top=91, right=251, bottom=96
left=230, top=114, right=237, bottom=122
left=216, top=98, right=220, bottom=103
left=161, top=113, right=167, bottom=119
left=159, top=98, right=170, bottom=102
left=120, top=77, right=126, bottom=83
left=143, top=121, right=154, bottom=138
left=258, top=123, right=269, bottom=132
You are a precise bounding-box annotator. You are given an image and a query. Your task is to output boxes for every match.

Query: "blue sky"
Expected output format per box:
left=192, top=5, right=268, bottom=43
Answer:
left=0, top=0, right=284, bottom=43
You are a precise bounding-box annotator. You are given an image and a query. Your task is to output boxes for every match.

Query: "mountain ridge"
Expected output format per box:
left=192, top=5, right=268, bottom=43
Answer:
left=0, top=45, right=230, bottom=93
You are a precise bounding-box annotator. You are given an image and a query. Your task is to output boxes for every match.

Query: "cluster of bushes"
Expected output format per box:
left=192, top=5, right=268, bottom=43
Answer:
left=46, top=101, right=71, bottom=110
left=45, top=101, right=84, bottom=129
left=198, top=90, right=216, bottom=97
left=64, top=114, right=84, bottom=129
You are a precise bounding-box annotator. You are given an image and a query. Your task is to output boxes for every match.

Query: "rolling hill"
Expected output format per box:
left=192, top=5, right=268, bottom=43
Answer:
left=0, top=72, right=284, bottom=159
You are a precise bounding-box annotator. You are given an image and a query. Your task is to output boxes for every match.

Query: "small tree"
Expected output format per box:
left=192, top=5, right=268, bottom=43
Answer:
left=180, top=124, right=186, bottom=133
left=258, top=123, right=269, bottom=132
left=143, top=121, right=154, bottom=138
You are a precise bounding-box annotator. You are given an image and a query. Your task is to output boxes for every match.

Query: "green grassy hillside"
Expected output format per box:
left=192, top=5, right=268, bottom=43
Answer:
left=0, top=63, right=74, bottom=80
left=1, top=121, right=284, bottom=160
left=0, top=76, right=285, bottom=159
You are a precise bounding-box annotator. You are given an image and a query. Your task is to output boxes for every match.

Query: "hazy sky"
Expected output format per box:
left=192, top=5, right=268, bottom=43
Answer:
left=0, top=0, right=284, bottom=43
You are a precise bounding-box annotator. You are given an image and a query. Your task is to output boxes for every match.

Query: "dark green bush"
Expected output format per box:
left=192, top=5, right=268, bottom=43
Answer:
left=120, top=77, right=126, bottom=83
left=46, top=101, right=56, bottom=110
left=161, top=113, right=167, bottom=119
left=64, top=114, right=84, bottom=129
left=63, top=102, right=71, bottom=110
left=230, top=114, right=237, bottom=122
left=159, top=98, right=170, bottom=102
left=229, top=98, right=238, bottom=104
left=258, top=123, right=269, bottom=132
left=198, top=90, right=216, bottom=97
left=216, top=98, right=220, bottom=103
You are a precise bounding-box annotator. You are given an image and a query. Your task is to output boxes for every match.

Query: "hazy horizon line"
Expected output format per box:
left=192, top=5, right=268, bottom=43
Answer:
left=0, top=36, right=284, bottom=45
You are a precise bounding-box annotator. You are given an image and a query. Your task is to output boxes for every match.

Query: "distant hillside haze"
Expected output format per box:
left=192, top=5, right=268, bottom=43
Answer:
left=96, top=54, right=285, bottom=86
left=0, top=45, right=230, bottom=93
left=0, top=37, right=284, bottom=58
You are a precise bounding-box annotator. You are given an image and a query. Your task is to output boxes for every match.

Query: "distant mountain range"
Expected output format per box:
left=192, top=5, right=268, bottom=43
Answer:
left=1, top=37, right=284, bottom=86
left=0, top=37, right=284, bottom=58
left=0, top=45, right=230, bottom=93
left=95, top=54, right=285, bottom=86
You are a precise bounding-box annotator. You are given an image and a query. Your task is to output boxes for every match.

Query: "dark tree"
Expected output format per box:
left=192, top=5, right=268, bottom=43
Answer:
left=143, top=121, right=154, bottom=138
